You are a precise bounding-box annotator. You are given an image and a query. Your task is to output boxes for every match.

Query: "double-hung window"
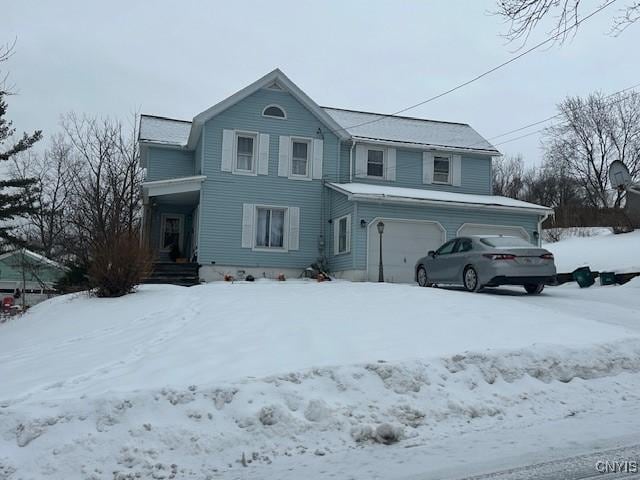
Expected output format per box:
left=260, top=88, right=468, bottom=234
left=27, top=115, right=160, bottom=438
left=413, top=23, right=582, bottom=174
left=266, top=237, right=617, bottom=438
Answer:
left=334, top=214, right=351, bottom=254
left=255, top=207, right=286, bottom=249
left=291, top=139, right=310, bottom=177
left=367, top=149, right=384, bottom=178
left=433, top=155, right=451, bottom=184
left=235, top=134, right=256, bottom=173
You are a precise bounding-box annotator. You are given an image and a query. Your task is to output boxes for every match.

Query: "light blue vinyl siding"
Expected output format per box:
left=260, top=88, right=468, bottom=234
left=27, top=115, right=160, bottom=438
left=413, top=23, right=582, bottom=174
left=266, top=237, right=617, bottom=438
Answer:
left=326, top=189, right=356, bottom=271
left=340, top=145, right=492, bottom=195
left=198, top=88, right=340, bottom=268
left=350, top=201, right=540, bottom=271
left=146, top=146, right=195, bottom=182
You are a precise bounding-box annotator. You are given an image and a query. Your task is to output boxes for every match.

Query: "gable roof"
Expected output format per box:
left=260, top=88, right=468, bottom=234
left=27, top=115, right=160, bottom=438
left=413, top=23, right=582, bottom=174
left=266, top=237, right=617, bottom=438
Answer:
left=138, top=69, right=498, bottom=155
left=323, top=107, right=499, bottom=155
left=327, top=183, right=551, bottom=214
left=186, top=69, right=351, bottom=147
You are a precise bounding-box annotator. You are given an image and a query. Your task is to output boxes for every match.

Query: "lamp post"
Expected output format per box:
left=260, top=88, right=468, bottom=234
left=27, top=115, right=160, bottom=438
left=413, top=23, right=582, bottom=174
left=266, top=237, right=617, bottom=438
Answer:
left=377, top=221, right=385, bottom=282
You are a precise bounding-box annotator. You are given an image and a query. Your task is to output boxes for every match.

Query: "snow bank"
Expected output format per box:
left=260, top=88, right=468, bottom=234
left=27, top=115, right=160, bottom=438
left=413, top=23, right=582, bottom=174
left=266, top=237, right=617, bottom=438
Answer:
left=2, top=281, right=640, bottom=478
left=544, top=229, right=640, bottom=273
left=0, top=282, right=634, bottom=402
left=3, top=340, right=640, bottom=479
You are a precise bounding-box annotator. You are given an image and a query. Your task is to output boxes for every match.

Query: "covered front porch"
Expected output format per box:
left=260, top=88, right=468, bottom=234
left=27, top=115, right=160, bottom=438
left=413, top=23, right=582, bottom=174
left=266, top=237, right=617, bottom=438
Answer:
left=142, top=176, right=205, bottom=263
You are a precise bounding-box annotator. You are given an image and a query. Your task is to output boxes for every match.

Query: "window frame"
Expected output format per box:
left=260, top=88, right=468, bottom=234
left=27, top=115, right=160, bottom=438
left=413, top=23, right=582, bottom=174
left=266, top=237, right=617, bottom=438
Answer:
left=252, top=204, right=289, bottom=252
left=159, top=213, right=184, bottom=252
left=261, top=104, right=287, bottom=119
left=432, top=154, right=452, bottom=184
left=289, top=137, right=312, bottom=180
left=366, top=147, right=386, bottom=179
left=233, top=131, right=258, bottom=175
left=334, top=214, right=351, bottom=255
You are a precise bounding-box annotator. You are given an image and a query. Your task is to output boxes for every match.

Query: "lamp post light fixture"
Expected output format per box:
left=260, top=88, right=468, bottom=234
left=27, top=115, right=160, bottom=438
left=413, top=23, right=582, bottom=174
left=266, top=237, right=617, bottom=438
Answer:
left=377, top=220, right=385, bottom=282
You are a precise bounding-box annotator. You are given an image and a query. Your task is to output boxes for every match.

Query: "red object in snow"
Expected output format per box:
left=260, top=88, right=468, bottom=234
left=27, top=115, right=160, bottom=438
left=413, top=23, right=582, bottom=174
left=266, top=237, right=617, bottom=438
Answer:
left=2, top=297, right=14, bottom=308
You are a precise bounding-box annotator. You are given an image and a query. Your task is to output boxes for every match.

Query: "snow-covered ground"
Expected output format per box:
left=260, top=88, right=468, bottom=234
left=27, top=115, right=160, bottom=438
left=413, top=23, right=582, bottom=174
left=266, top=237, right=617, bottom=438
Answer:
left=1, top=231, right=640, bottom=479
left=544, top=228, right=640, bottom=272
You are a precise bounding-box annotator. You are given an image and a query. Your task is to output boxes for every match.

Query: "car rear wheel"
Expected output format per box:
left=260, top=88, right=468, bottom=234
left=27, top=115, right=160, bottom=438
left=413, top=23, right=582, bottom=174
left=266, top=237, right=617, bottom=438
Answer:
left=417, top=266, right=431, bottom=287
left=524, top=283, right=544, bottom=295
left=463, top=266, right=481, bottom=292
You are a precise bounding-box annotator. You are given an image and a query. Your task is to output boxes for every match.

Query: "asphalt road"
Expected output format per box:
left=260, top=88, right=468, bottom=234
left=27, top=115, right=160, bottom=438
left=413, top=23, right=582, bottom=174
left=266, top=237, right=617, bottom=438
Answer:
left=449, top=445, right=640, bottom=480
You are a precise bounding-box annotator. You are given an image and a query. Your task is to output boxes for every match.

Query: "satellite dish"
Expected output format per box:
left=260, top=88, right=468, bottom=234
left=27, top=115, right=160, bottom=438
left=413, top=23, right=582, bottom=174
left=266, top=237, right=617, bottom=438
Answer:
left=609, top=160, right=632, bottom=190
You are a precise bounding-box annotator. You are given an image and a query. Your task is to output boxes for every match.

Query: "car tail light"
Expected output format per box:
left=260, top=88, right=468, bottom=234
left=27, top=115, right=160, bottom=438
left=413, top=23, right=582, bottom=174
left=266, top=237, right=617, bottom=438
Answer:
left=540, top=253, right=554, bottom=260
left=483, top=253, right=516, bottom=261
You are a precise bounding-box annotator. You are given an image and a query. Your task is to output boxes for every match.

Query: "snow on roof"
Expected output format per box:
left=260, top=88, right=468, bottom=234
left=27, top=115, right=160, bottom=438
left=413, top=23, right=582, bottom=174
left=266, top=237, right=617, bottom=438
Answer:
left=139, top=115, right=191, bottom=146
left=328, top=183, right=551, bottom=213
left=0, top=249, right=67, bottom=270
left=323, top=107, right=499, bottom=154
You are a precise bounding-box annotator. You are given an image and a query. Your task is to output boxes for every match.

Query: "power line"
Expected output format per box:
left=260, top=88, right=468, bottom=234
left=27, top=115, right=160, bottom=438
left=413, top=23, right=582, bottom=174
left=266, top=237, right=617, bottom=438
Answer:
left=334, top=0, right=618, bottom=135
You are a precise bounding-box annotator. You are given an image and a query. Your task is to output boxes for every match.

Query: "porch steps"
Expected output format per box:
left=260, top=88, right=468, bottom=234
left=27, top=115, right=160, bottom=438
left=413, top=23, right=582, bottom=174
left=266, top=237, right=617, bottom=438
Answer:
left=143, top=262, right=200, bottom=287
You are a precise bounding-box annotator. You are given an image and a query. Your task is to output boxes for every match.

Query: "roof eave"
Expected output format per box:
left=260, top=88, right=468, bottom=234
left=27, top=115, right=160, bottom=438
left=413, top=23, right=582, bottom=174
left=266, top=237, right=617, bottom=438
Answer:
left=350, top=136, right=500, bottom=156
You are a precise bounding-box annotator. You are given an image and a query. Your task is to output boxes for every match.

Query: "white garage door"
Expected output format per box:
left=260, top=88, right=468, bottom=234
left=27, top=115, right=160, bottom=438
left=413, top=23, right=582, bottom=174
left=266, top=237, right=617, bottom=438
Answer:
left=457, top=223, right=530, bottom=241
left=367, top=219, right=445, bottom=283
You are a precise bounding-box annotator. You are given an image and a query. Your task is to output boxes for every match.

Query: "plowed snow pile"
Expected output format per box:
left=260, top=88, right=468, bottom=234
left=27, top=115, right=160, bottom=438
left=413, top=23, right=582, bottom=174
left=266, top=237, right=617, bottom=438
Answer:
left=1, top=279, right=639, bottom=479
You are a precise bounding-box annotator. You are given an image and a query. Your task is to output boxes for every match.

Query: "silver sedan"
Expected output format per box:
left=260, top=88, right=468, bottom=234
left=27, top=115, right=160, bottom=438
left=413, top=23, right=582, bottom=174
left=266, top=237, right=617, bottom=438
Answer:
left=415, top=235, right=557, bottom=294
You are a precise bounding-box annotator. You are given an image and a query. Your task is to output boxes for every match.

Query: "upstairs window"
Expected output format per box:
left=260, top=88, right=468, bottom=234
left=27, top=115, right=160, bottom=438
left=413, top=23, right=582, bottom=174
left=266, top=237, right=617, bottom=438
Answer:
left=367, top=149, right=384, bottom=177
left=235, top=134, right=256, bottom=173
left=291, top=139, right=310, bottom=177
left=433, top=155, right=451, bottom=184
left=262, top=105, right=286, bottom=119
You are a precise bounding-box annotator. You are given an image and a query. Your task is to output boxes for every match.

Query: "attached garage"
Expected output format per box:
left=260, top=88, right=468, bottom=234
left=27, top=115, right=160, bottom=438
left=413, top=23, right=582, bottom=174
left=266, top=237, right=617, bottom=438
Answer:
left=457, top=223, right=530, bottom=241
left=367, top=219, right=445, bottom=283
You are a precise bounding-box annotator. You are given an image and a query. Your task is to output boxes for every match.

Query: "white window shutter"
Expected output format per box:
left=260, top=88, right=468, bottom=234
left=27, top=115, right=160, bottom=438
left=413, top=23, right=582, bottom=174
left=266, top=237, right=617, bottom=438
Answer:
left=312, top=139, right=323, bottom=179
left=386, top=148, right=396, bottom=181
left=221, top=129, right=234, bottom=172
left=257, top=134, right=270, bottom=175
left=278, top=136, right=290, bottom=177
left=452, top=155, right=462, bottom=186
left=355, top=144, right=367, bottom=178
left=241, top=204, right=254, bottom=248
left=288, top=207, right=300, bottom=250
left=422, top=151, right=434, bottom=184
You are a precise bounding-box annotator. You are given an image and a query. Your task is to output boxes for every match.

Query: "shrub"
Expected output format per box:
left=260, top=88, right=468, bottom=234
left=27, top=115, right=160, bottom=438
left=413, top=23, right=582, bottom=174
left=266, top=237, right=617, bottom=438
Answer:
left=88, top=233, right=152, bottom=297
left=54, top=263, right=90, bottom=294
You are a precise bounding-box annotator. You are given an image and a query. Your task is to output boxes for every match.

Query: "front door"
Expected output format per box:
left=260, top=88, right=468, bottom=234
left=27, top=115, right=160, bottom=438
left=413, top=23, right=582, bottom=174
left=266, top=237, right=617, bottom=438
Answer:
left=160, top=214, right=184, bottom=254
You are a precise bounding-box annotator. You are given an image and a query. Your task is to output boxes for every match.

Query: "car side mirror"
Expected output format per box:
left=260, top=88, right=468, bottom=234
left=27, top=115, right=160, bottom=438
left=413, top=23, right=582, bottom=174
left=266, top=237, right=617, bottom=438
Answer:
left=428, top=250, right=436, bottom=258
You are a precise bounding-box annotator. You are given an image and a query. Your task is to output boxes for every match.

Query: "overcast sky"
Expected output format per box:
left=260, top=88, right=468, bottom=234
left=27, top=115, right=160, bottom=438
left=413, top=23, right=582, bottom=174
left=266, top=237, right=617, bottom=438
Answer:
left=3, top=0, right=639, bottom=166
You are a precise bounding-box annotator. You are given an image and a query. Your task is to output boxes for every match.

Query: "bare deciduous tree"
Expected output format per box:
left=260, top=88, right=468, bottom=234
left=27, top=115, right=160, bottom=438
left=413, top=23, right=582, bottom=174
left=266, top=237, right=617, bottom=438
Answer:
left=60, top=113, right=150, bottom=296
left=495, top=0, right=640, bottom=44
left=11, top=135, right=74, bottom=259
left=492, top=155, right=526, bottom=198
left=543, top=91, right=640, bottom=208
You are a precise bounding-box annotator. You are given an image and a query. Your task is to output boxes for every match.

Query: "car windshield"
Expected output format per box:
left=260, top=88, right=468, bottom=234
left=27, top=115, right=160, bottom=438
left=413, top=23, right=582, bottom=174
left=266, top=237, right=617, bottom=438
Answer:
left=479, top=236, right=533, bottom=248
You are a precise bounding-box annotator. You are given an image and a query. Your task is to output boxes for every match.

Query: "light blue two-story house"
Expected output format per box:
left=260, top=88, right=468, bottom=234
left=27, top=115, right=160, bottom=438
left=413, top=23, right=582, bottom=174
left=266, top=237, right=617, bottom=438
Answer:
left=139, top=69, right=551, bottom=283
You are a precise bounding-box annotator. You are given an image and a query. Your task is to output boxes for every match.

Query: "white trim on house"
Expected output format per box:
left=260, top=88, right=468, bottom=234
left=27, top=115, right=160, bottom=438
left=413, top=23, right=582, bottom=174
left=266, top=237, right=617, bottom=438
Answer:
left=350, top=135, right=499, bottom=157
left=262, top=104, right=287, bottom=119
left=143, top=175, right=206, bottom=197
left=159, top=213, right=185, bottom=252
left=326, top=183, right=552, bottom=215
left=333, top=213, right=351, bottom=255
left=187, top=69, right=350, bottom=148
left=365, top=217, right=446, bottom=283
left=456, top=223, right=530, bottom=241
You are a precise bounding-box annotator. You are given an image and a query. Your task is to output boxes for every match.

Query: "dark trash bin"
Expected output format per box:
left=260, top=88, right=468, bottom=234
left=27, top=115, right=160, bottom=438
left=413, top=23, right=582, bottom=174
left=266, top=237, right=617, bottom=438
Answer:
left=599, top=272, right=616, bottom=286
left=572, top=266, right=595, bottom=288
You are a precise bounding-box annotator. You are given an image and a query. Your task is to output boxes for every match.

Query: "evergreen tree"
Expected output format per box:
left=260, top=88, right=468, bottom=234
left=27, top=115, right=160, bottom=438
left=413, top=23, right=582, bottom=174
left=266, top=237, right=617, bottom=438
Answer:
left=0, top=81, right=42, bottom=248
